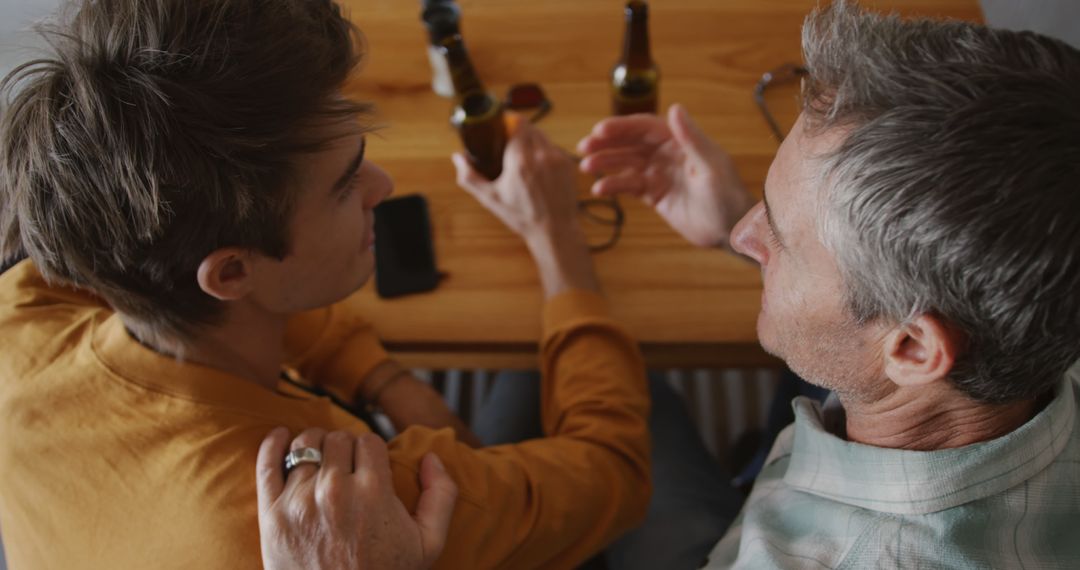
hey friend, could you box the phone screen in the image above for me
[373,194,441,298]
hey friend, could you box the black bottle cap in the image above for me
[421,0,461,45]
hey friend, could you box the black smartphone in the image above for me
[373,194,441,298]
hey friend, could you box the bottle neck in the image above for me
[441,35,485,97]
[421,1,460,46]
[620,1,652,69]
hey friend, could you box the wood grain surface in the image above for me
[335,0,982,368]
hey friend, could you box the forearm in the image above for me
[538,292,650,465]
[384,297,652,569]
[361,361,481,448]
[524,230,649,476]
[524,225,599,299]
[534,292,652,560]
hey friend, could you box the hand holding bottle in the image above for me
[454,117,598,298]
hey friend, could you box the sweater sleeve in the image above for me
[283,303,391,404]
[386,289,652,569]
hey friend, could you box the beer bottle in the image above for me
[420,0,460,97]
[442,34,507,180]
[611,0,659,115]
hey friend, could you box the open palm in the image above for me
[577,104,752,248]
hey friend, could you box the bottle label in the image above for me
[427,46,455,98]
[612,65,658,101]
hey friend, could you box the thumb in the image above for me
[668,103,715,160]
[451,152,489,195]
[415,452,458,566]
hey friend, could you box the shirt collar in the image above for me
[91,313,322,416]
[783,371,1077,515]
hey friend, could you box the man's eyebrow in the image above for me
[331,137,366,193]
[762,189,786,246]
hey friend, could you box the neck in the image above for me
[621,1,652,68]
[839,381,1043,450]
[138,301,287,391]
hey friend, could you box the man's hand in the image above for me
[256,428,458,570]
[577,104,754,248]
[454,117,598,298]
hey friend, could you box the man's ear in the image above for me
[883,313,964,388]
[196,248,256,301]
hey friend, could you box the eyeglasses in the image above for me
[504,83,551,123]
[504,82,624,252]
[578,197,624,252]
[753,63,808,143]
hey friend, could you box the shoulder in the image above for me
[0,259,108,328]
[0,260,110,380]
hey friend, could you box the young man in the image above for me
[0,0,650,568]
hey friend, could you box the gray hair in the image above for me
[802,0,1080,403]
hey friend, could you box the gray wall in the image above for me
[0,0,64,83]
[982,0,1080,47]
[1,0,1078,80]
[0,1,1078,92]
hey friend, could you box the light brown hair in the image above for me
[1,0,372,341]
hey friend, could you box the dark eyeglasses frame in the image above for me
[753,63,808,143]
[503,82,625,253]
[504,83,552,124]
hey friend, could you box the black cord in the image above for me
[278,371,390,441]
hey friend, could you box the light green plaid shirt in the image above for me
[706,364,1080,569]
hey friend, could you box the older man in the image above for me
[578,0,1080,566]
[262,0,1080,567]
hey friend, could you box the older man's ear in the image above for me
[882,314,964,389]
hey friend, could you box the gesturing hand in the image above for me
[256,428,458,570]
[577,104,753,248]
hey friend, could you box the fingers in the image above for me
[286,427,327,484]
[528,127,572,166]
[579,148,650,176]
[452,152,490,196]
[256,427,291,514]
[506,117,539,163]
[504,111,525,137]
[319,430,354,480]
[668,103,715,161]
[590,171,648,199]
[415,453,458,567]
[576,114,670,155]
[353,432,394,490]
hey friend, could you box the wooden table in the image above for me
[338,0,982,370]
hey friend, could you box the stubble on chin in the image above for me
[767,313,888,402]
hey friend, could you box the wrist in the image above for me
[359,360,410,404]
[522,221,587,253]
[523,226,599,298]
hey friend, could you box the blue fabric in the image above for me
[474,371,745,570]
[731,369,828,488]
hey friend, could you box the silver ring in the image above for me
[283,447,322,478]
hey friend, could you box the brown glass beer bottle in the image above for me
[611,0,659,115]
[442,34,507,180]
